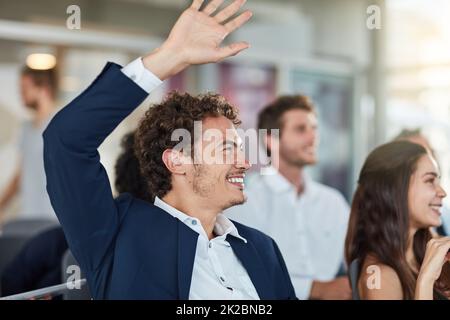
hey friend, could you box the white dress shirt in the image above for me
[121,57,163,91]
[120,58,259,300]
[225,166,350,299]
[18,117,57,220]
[154,197,260,300]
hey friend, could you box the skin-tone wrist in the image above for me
[142,46,189,81]
[309,281,323,300]
[415,274,434,300]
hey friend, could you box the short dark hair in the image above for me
[135,91,240,199]
[21,66,58,98]
[258,95,315,156]
[114,131,151,202]
[258,94,315,132]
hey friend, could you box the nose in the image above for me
[437,184,447,198]
[306,126,318,145]
[236,157,251,171]
[240,159,251,171]
[235,149,251,171]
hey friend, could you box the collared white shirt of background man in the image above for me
[225,166,350,299]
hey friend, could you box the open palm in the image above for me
[162,0,252,64]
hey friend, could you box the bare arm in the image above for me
[359,263,404,300]
[310,277,352,300]
[0,167,21,219]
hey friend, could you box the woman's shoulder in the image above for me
[358,253,404,300]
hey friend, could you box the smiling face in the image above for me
[20,75,40,111]
[408,154,447,229]
[185,116,250,211]
[279,109,318,167]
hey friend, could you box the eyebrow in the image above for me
[422,172,440,178]
[222,139,241,149]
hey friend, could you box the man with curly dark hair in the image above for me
[43,0,296,300]
[135,91,244,205]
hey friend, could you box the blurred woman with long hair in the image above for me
[345,141,450,299]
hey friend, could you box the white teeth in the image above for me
[227,177,244,184]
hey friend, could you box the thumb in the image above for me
[217,41,250,60]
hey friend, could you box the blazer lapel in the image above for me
[227,235,273,299]
[177,221,198,300]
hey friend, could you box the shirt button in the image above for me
[208,243,212,248]
[130,75,137,81]
[220,276,225,282]
[191,220,197,226]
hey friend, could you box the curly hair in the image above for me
[114,131,151,202]
[135,91,240,200]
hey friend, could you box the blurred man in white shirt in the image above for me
[0,66,57,222]
[226,95,351,299]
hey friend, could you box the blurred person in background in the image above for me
[114,131,152,202]
[394,128,450,236]
[0,66,58,224]
[1,130,147,298]
[226,95,351,300]
[346,141,450,300]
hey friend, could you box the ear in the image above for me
[263,132,279,153]
[263,133,271,153]
[263,131,280,161]
[162,149,187,175]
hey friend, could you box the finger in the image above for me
[443,240,450,250]
[214,0,246,23]
[217,41,250,60]
[224,10,252,34]
[438,237,450,246]
[191,0,205,10]
[203,0,224,15]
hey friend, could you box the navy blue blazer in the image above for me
[43,62,297,300]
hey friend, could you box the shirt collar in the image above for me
[154,196,247,243]
[214,214,247,243]
[261,166,315,197]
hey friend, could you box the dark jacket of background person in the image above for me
[1,227,67,296]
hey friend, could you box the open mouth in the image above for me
[429,203,442,215]
[226,174,245,190]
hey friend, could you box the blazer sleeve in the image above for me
[43,62,149,272]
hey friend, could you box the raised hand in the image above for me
[415,237,450,299]
[143,0,252,80]
[419,237,450,282]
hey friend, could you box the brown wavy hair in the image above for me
[345,141,450,299]
[135,91,240,200]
